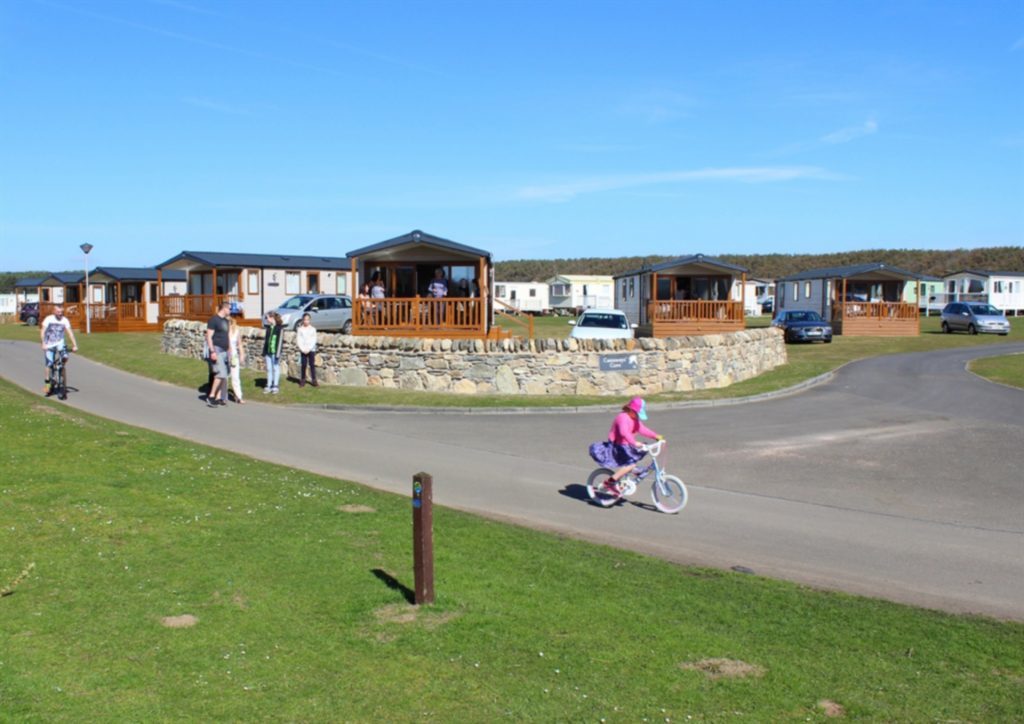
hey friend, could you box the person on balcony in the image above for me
[427,268,448,323]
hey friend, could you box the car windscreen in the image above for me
[789,311,823,322]
[279,296,314,310]
[969,304,1002,316]
[578,313,628,329]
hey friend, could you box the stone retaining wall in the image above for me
[162,320,787,396]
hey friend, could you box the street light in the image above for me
[80,243,93,334]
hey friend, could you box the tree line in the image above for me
[3,246,1021,292]
[493,246,1024,282]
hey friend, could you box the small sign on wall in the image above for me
[599,353,640,371]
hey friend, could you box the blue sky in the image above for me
[1,0,1022,271]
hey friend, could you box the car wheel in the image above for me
[968,324,978,335]
[25,315,37,326]
[824,337,832,344]
[941,321,950,334]
[342,320,352,335]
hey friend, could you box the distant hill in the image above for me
[494,247,1024,282]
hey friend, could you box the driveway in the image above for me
[2,340,1022,619]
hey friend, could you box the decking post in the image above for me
[411,472,435,605]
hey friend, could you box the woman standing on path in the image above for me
[295,313,318,387]
[262,311,283,394]
[227,317,247,404]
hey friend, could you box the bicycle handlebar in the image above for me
[637,439,666,456]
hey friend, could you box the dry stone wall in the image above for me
[162,320,786,396]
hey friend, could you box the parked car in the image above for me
[568,308,636,340]
[274,294,353,333]
[771,310,833,343]
[19,302,39,326]
[759,296,774,314]
[940,302,1010,336]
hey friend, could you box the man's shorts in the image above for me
[44,346,68,367]
[209,347,228,379]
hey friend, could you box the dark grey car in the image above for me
[274,294,353,333]
[771,310,833,343]
[940,302,1010,335]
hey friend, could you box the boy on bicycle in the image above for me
[40,303,78,394]
[589,397,663,495]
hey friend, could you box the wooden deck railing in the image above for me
[353,297,484,335]
[647,299,743,322]
[160,294,241,320]
[835,301,918,321]
[88,302,146,321]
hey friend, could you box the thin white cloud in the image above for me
[517,166,843,203]
[617,90,698,124]
[821,119,879,145]
[181,96,251,115]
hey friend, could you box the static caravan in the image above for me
[902,275,945,315]
[776,263,924,336]
[614,254,749,336]
[735,277,773,316]
[546,275,614,313]
[87,267,186,332]
[37,272,85,329]
[494,281,549,314]
[347,230,499,339]
[157,251,352,325]
[13,277,44,317]
[942,270,1024,315]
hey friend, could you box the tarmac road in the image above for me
[2,339,1022,619]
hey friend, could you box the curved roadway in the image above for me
[2,340,1022,619]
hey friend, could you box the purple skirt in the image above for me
[589,441,644,468]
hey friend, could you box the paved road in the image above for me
[2,340,1023,619]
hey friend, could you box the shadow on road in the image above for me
[558,483,591,503]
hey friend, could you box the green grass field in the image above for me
[1,378,1021,720]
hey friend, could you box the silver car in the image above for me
[274,294,353,333]
[940,302,1010,336]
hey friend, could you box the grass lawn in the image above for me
[1,317,1020,409]
[1,378,1021,720]
[969,352,1024,389]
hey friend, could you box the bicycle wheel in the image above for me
[56,365,67,400]
[585,467,620,507]
[652,474,688,514]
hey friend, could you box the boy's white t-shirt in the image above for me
[41,315,72,349]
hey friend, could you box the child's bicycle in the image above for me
[585,440,688,514]
[47,349,70,400]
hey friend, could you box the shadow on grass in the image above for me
[372,568,415,604]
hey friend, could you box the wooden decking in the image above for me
[644,300,744,336]
[352,297,490,338]
[832,301,919,336]
[88,303,160,333]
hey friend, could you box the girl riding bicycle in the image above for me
[589,397,663,495]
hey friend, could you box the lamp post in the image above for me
[80,243,93,334]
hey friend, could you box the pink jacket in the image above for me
[608,411,658,447]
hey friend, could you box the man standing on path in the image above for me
[204,301,231,408]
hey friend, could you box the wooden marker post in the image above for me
[412,472,435,605]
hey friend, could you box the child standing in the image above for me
[262,311,284,394]
[589,397,662,495]
[295,313,318,387]
[227,317,247,404]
